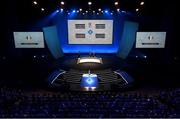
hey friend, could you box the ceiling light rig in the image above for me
[31,1,134,15]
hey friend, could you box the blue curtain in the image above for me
[117,21,139,59]
[43,26,64,59]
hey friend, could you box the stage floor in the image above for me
[0,53,179,89]
[51,54,135,71]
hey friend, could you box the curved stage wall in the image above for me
[43,26,64,59]
[43,13,139,57]
[50,13,138,53]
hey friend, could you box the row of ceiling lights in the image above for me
[33,1,145,13]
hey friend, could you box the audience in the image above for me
[0,87,179,118]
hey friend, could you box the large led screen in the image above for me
[68,20,113,44]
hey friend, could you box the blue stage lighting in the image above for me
[81,74,98,87]
[60,8,63,12]
[122,11,126,13]
[86,78,94,85]
[105,10,108,13]
[56,10,59,13]
[72,10,76,13]
[144,55,147,58]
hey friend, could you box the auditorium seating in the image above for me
[0,87,179,118]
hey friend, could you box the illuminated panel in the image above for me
[77,57,103,64]
[13,32,44,48]
[81,74,98,88]
[68,20,113,44]
[136,32,166,48]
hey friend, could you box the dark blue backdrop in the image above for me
[52,12,125,53]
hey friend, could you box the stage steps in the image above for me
[61,69,123,84]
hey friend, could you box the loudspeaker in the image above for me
[117,21,139,59]
[43,26,64,59]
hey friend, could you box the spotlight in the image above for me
[68,12,70,15]
[41,8,45,11]
[98,8,101,11]
[56,10,60,13]
[79,8,82,11]
[111,12,113,15]
[136,56,138,58]
[33,1,37,5]
[61,1,65,5]
[105,10,108,13]
[117,8,120,12]
[144,56,147,58]
[86,11,88,13]
[83,13,85,15]
[136,8,139,12]
[97,13,99,15]
[33,55,36,58]
[114,2,118,5]
[122,11,126,13]
[140,1,144,5]
[88,2,92,5]
[77,10,79,13]
[93,11,95,13]
[60,8,64,12]
[72,10,76,13]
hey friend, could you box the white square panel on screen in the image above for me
[13,32,45,48]
[68,20,113,44]
[136,32,166,48]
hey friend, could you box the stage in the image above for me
[50,54,134,71]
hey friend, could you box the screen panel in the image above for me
[13,32,44,48]
[136,32,166,48]
[68,20,113,44]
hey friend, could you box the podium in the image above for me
[77,57,103,64]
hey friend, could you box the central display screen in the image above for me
[68,20,113,44]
